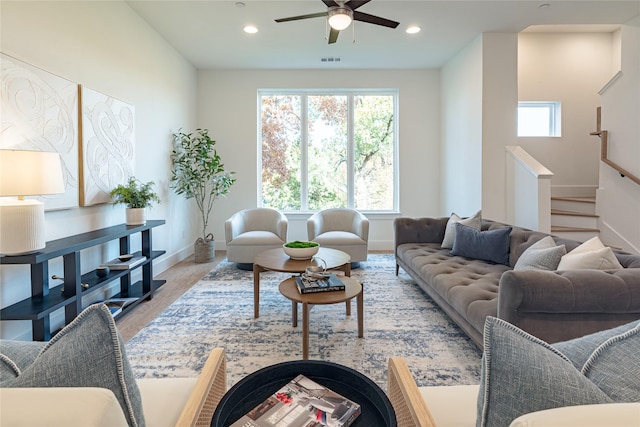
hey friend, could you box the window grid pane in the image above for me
[259,91,398,212]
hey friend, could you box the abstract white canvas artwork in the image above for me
[80,86,135,206]
[0,53,79,210]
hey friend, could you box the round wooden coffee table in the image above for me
[279,276,363,360]
[252,247,351,318]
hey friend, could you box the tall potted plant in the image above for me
[109,177,160,225]
[170,128,236,263]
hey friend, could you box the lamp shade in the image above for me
[0,150,65,196]
[0,150,65,255]
[328,7,353,31]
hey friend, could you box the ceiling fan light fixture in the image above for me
[327,7,353,31]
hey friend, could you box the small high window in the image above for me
[518,101,561,137]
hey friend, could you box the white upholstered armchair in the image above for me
[225,208,288,269]
[307,208,369,267]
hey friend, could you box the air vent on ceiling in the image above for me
[321,57,342,63]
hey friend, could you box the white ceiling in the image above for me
[126,1,640,69]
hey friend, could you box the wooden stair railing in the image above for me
[591,107,640,186]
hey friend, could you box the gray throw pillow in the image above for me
[552,320,640,369]
[2,304,145,427]
[450,223,511,265]
[441,210,481,249]
[0,340,46,382]
[513,236,566,271]
[477,317,640,427]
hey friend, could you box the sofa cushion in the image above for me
[0,340,46,382]
[513,236,566,271]
[441,210,481,249]
[2,304,145,427]
[451,224,511,266]
[558,236,623,270]
[477,317,616,427]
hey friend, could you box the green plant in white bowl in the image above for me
[109,177,160,225]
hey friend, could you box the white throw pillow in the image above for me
[557,237,623,271]
[441,210,481,249]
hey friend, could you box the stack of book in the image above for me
[295,274,345,294]
[231,374,361,427]
[103,255,146,270]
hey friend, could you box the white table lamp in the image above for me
[0,150,65,255]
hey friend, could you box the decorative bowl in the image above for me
[118,254,133,262]
[283,241,319,260]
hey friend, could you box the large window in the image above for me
[259,91,397,212]
[518,101,561,137]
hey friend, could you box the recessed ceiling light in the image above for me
[244,25,258,34]
[406,26,421,34]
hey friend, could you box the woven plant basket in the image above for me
[194,233,215,263]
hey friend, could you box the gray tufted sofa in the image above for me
[394,217,640,349]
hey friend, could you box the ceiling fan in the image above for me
[275,0,400,44]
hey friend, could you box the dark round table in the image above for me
[211,360,397,426]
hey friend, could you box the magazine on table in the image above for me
[103,256,147,270]
[295,274,345,294]
[231,374,361,427]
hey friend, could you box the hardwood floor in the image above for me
[117,252,226,342]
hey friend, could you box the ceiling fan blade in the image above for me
[322,0,340,7]
[353,10,399,28]
[345,0,372,10]
[328,27,340,44]
[275,11,328,23]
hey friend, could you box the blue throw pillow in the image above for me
[450,223,511,265]
[477,317,640,427]
[2,304,145,427]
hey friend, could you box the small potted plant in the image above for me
[109,177,160,225]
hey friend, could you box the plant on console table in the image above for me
[170,128,236,263]
[109,177,160,226]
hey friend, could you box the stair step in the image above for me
[551,196,595,204]
[551,209,599,229]
[550,198,596,215]
[551,226,600,243]
[552,226,600,233]
[551,209,598,218]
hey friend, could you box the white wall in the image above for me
[0,1,198,339]
[597,20,640,253]
[440,36,483,218]
[197,69,441,250]
[481,33,518,222]
[517,32,615,193]
[440,33,518,222]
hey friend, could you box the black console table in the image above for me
[0,220,166,341]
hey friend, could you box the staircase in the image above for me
[550,196,599,242]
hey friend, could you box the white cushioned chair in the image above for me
[307,208,369,268]
[0,304,227,427]
[387,360,639,427]
[0,348,226,427]
[387,317,640,427]
[225,207,288,270]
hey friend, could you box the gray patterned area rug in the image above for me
[126,254,481,391]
